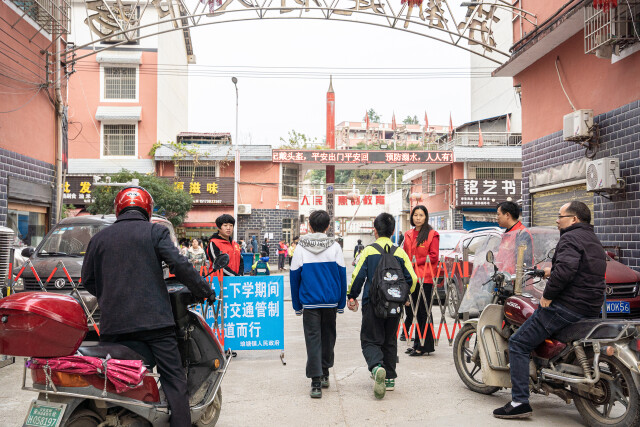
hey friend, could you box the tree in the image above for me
[403,115,419,125]
[364,109,381,123]
[86,170,193,228]
[279,130,318,149]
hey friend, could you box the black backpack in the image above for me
[369,243,410,319]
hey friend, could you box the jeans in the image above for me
[508,302,584,404]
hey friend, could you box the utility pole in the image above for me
[232,77,239,242]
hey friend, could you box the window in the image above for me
[469,162,521,180]
[425,170,436,194]
[177,162,217,178]
[104,67,136,99]
[282,165,299,198]
[282,218,293,244]
[103,124,136,156]
[7,205,47,247]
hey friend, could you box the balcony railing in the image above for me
[438,132,522,150]
[338,139,441,151]
[10,0,70,34]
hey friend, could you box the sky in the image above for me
[186,13,494,146]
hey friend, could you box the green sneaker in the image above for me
[321,375,330,389]
[310,378,322,398]
[385,378,395,391]
[372,365,386,399]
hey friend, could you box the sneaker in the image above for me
[399,332,406,341]
[310,378,322,399]
[493,402,532,419]
[371,365,386,399]
[321,375,330,389]
[385,378,395,391]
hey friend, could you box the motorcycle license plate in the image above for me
[23,400,66,427]
[606,301,630,314]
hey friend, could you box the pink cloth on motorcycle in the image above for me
[27,356,147,393]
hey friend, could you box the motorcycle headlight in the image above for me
[13,277,24,291]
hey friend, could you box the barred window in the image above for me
[282,165,299,198]
[469,162,521,180]
[104,67,136,99]
[426,170,436,194]
[177,162,217,178]
[103,124,135,156]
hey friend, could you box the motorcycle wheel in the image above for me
[572,355,640,427]
[66,408,102,427]
[453,323,500,395]
[196,388,222,427]
[447,279,460,318]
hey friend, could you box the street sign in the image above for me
[455,179,522,207]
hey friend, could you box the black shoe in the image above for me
[310,378,322,398]
[321,375,330,388]
[493,402,532,419]
[399,333,406,341]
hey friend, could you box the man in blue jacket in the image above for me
[290,210,347,399]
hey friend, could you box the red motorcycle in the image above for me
[453,249,640,427]
[0,256,231,426]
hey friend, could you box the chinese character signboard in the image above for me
[203,276,284,351]
[272,150,453,165]
[169,177,234,205]
[455,179,521,207]
[62,176,97,205]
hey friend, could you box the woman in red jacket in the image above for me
[403,205,439,356]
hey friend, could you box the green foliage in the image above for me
[279,130,318,149]
[403,115,419,125]
[364,109,381,123]
[307,169,326,184]
[335,169,403,186]
[85,170,193,228]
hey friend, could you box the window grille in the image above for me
[104,67,136,99]
[103,124,135,156]
[177,162,217,178]
[469,162,521,180]
[425,170,436,194]
[282,165,299,198]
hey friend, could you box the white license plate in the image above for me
[23,400,66,427]
[606,301,631,314]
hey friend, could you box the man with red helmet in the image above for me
[206,214,243,277]
[82,186,215,427]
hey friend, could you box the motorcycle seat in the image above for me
[77,342,156,368]
[553,319,633,343]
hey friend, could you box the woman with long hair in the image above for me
[403,205,439,356]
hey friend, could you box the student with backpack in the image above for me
[290,210,347,399]
[347,213,417,399]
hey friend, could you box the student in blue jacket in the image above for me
[290,210,347,399]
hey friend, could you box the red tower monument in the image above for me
[326,76,335,236]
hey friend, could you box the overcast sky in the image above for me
[186,15,489,146]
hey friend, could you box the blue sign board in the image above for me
[200,276,284,351]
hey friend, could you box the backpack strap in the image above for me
[371,243,398,256]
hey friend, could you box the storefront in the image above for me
[6,177,52,248]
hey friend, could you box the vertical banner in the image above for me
[202,276,284,351]
[326,183,335,237]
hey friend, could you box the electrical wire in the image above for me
[554,56,576,111]
[625,0,640,41]
[0,86,44,114]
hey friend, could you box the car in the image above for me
[442,227,640,318]
[430,230,467,301]
[12,214,179,336]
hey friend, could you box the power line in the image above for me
[0,86,44,114]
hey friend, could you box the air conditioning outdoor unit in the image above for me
[237,204,252,215]
[563,109,594,141]
[586,157,622,191]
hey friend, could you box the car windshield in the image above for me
[439,232,466,251]
[38,224,108,256]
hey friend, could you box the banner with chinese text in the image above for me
[272,150,453,165]
[455,179,522,207]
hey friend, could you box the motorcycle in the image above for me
[453,229,640,427]
[0,254,231,426]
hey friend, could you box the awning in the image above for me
[95,106,141,123]
[96,50,142,64]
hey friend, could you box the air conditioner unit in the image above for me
[237,204,252,215]
[586,157,621,191]
[563,109,593,141]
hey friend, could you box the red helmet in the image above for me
[114,186,154,220]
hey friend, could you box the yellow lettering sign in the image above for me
[79,182,91,194]
[189,182,201,194]
[174,181,184,191]
[64,182,70,193]
[207,183,219,195]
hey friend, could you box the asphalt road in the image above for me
[0,262,587,426]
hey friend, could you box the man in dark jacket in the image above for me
[82,186,215,427]
[207,214,243,276]
[493,201,606,420]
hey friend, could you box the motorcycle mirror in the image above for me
[546,248,556,260]
[485,250,495,264]
[213,253,230,271]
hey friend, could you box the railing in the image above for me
[10,0,70,34]
[438,132,522,150]
[338,139,442,151]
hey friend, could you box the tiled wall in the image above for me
[237,209,299,259]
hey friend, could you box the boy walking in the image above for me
[290,210,347,398]
[347,213,417,399]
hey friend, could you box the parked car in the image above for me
[443,227,640,318]
[12,214,179,336]
[431,230,467,301]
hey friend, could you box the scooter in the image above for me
[0,255,231,426]
[453,249,640,427]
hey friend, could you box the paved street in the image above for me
[0,260,587,426]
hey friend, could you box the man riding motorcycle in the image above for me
[493,201,606,419]
[82,186,216,427]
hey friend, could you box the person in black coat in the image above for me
[493,201,606,420]
[82,187,215,427]
[262,237,270,257]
